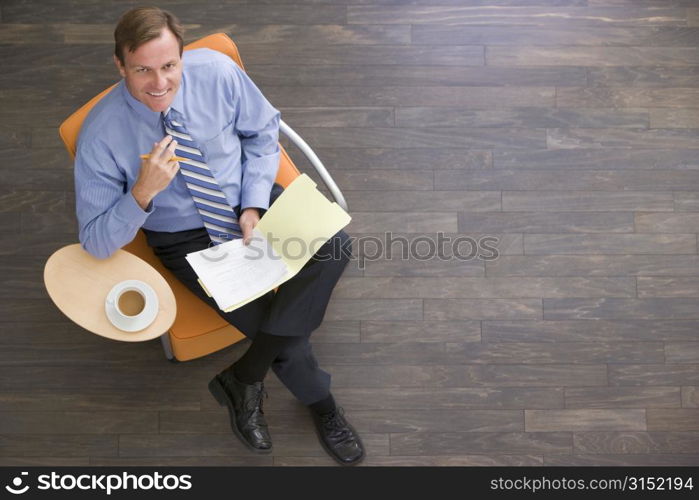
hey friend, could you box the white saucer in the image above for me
[104,280,159,332]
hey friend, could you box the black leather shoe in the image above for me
[208,369,272,453]
[311,407,365,465]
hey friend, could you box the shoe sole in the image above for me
[208,376,273,454]
[311,417,365,466]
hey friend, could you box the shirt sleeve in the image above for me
[74,138,154,259]
[229,62,281,211]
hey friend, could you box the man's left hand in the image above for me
[239,207,260,245]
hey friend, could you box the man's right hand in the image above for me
[132,135,180,210]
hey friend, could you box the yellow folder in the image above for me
[187,174,351,312]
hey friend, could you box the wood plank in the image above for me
[294,148,492,170]
[395,107,648,128]
[274,455,543,466]
[307,321,360,344]
[334,277,635,299]
[329,387,563,410]
[545,453,699,465]
[457,212,635,233]
[343,191,500,212]
[277,107,393,128]
[0,434,117,457]
[324,299,424,321]
[437,169,699,191]
[503,191,674,212]
[0,322,94,344]
[494,149,699,169]
[650,108,699,128]
[362,253,485,277]
[413,25,699,46]
[639,277,699,298]
[242,44,484,66]
[91,456,273,466]
[118,433,389,457]
[162,409,524,434]
[675,192,699,212]
[346,232,522,258]
[2,2,347,24]
[257,67,575,88]
[0,189,68,213]
[0,124,30,149]
[609,364,699,386]
[544,298,699,320]
[0,457,90,466]
[682,387,699,408]
[557,88,699,108]
[348,6,686,26]
[574,431,699,454]
[647,409,699,430]
[0,411,158,434]
[487,255,699,277]
[637,212,699,232]
[0,389,201,412]
[484,320,699,342]
[0,343,166,367]
[389,432,572,456]
[565,387,681,409]
[347,213,457,233]
[313,364,607,388]
[446,342,664,364]
[526,410,646,431]
[0,256,62,299]
[490,47,699,66]
[295,126,546,149]
[689,8,699,27]
[424,298,542,320]
[263,86,566,107]
[587,66,699,87]
[524,234,697,255]
[0,361,241,391]
[548,128,699,149]
[360,320,481,343]
[214,24,411,46]
[666,343,699,363]
[21,212,77,235]
[313,170,434,191]
[312,341,447,365]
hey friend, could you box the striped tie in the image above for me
[162,110,243,245]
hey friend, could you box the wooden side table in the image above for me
[44,244,177,343]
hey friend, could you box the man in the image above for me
[74,6,364,465]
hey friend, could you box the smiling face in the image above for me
[114,27,182,113]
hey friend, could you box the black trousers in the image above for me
[143,183,352,405]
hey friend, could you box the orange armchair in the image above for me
[59,33,347,361]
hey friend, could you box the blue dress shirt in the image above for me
[75,48,281,259]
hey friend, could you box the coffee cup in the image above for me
[105,279,159,332]
[116,288,146,317]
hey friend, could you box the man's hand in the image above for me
[239,207,260,245]
[132,135,180,210]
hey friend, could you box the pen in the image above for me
[140,154,187,162]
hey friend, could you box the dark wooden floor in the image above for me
[2,0,699,466]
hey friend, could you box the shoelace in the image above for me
[320,407,354,441]
[246,386,268,415]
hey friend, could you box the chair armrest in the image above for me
[279,119,349,212]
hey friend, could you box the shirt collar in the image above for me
[120,72,187,126]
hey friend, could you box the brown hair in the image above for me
[114,6,184,65]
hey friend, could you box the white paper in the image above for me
[185,228,288,311]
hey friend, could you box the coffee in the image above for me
[117,289,146,317]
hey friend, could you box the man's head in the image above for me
[113,7,184,113]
